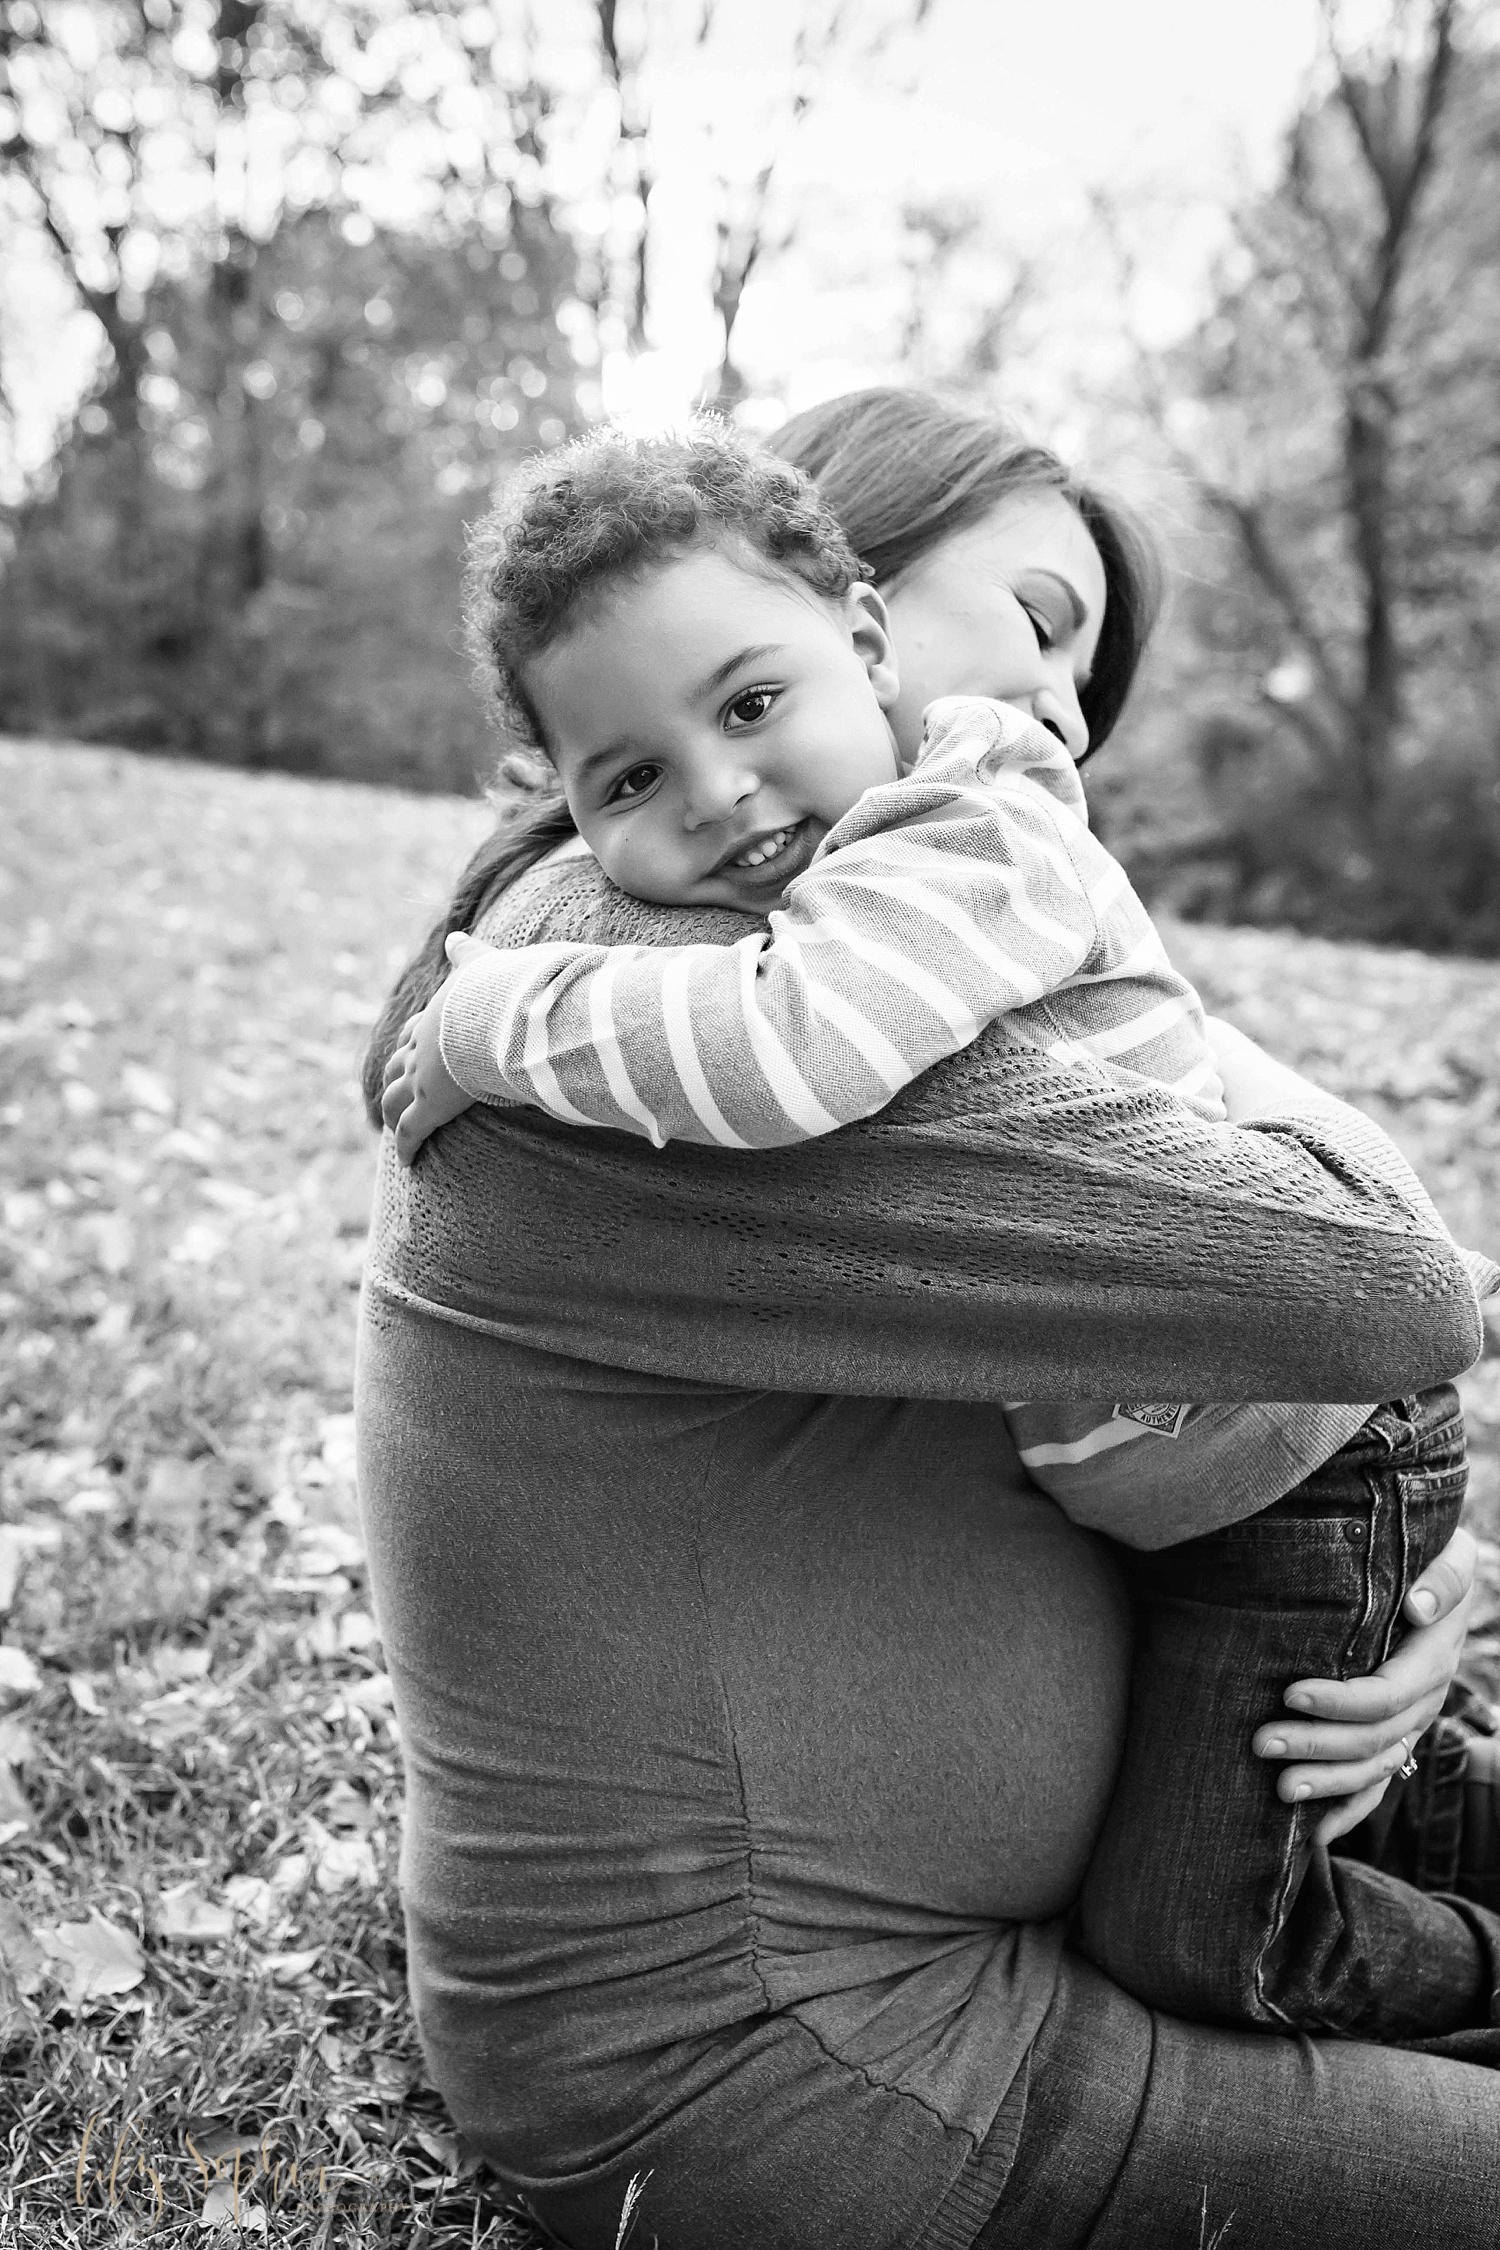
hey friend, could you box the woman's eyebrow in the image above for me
[1019,569,1088,632]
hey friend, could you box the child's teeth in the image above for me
[737,827,792,867]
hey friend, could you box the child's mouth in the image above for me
[730,824,801,870]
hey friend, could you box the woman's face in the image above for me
[880,489,1107,765]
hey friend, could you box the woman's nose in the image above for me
[680,752,759,829]
[1031,682,1090,763]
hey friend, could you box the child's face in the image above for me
[524,545,901,913]
[880,490,1107,764]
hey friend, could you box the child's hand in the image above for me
[381,987,474,1164]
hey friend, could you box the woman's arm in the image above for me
[403,703,1202,1158]
[369,1005,1491,1407]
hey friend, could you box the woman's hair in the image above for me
[361,421,861,1121]
[770,387,1164,757]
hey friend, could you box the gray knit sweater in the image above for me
[369,848,1493,1407]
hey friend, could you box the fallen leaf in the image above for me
[295,1524,364,1575]
[67,1674,102,1715]
[0,1718,34,1765]
[63,1486,119,1520]
[260,1948,320,1983]
[138,1457,209,1531]
[190,2122,266,2162]
[155,1885,234,1943]
[0,1648,41,1703]
[0,1764,32,1840]
[344,1673,394,1714]
[80,1211,134,1275]
[0,1529,22,1615]
[338,1608,379,1652]
[223,1876,275,1929]
[122,1063,174,1116]
[319,1782,373,1834]
[307,1823,377,1894]
[151,1644,213,1685]
[200,2180,267,2232]
[0,1900,44,1994]
[412,2126,459,2172]
[36,1911,146,2007]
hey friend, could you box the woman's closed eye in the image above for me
[724,685,779,730]
[1020,603,1056,654]
[609,762,662,802]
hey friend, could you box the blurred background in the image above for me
[2,0,1498,952]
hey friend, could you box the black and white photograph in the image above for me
[2,1,1499,2242]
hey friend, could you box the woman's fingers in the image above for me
[1253,1686,1445,1770]
[1311,1777,1395,1848]
[1272,1729,1425,1805]
[1403,1524,1477,1625]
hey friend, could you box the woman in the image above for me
[357,390,1495,2250]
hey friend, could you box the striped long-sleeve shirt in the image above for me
[436,695,1394,1538]
[439,696,1226,1147]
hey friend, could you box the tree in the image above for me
[0,0,588,784]
[1131,0,1500,949]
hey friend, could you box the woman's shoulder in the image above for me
[477,842,762,950]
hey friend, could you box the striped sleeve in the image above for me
[1001,1399,1378,1547]
[437,700,1119,1147]
[437,698,1227,1146]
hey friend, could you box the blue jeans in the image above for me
[1075,1385,1500,2037]
[972,1948,1500,2250]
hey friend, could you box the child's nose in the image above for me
[680,756,760,829]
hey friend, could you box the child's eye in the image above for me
[610,763,661,801]
[1022,606,1056,654]
[725,686,778,729]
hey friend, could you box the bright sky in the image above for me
[1,0,1327,484]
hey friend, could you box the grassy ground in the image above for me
[1,739,1497,2246]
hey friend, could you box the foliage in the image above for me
[0,0,597,789]
[1123,0,1500,951]
[0,739,1498,2247]
[0,209,583,787]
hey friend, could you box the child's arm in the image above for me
[396,698,1218,1159]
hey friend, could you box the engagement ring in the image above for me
[1398,1737,1419,1780]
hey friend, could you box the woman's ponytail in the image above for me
[360,790,577,1125]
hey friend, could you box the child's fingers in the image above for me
[381,1073,414,1131]
[395,1101,433,1167]
[383,1036,416,1088]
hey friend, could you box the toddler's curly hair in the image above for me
[463,418,866,749]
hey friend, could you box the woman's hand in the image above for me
[381,987,474,1163]
[1253,1525,1477,1845]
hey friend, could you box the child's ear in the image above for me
[844,583,900,710]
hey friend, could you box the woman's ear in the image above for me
[844,582,900,711]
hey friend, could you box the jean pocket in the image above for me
[1138,1513,1370,1614]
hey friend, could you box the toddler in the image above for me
[383,423,1497,2038]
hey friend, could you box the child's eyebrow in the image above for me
[690,642,784,702]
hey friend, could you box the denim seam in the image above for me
[1255,1474,1384,2027]
[691,1420,773,2017]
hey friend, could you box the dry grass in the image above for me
[0,740,1496,2246]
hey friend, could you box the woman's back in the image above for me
[358,1254,1131,2247]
